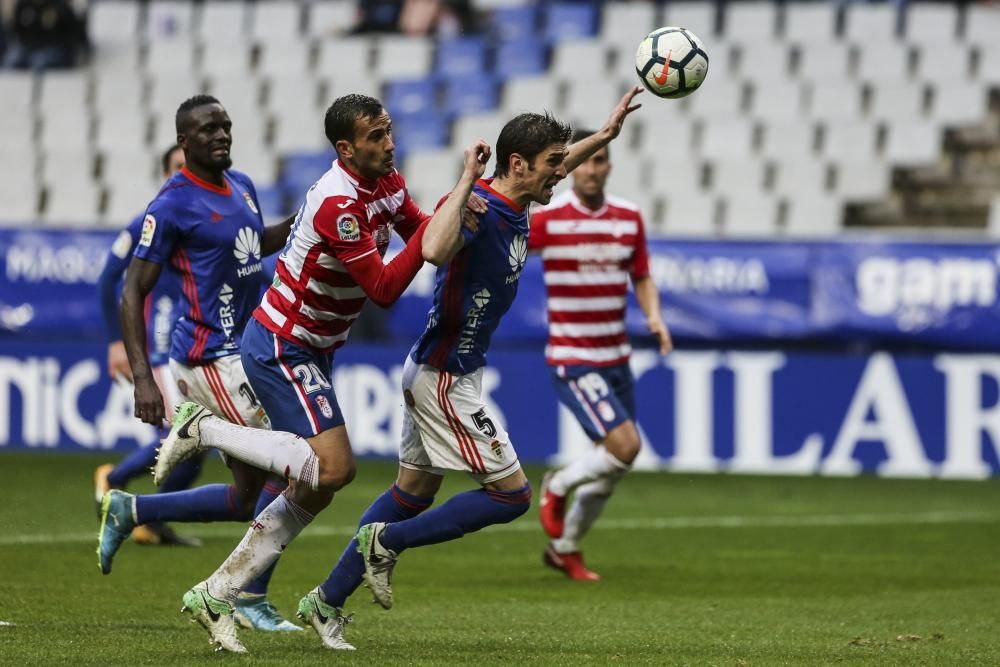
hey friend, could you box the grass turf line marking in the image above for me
[3,510,998,546]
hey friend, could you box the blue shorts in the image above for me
[241,317,345,436]
[551,363,636,442]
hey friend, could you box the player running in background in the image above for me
[152,93,489,653]
[93,143,203,547]
[96,95,300,632]
[289,88,643,649]
[530,129,672,581]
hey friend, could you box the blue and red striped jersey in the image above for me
[410,178,530,375]
[133,166,266,365]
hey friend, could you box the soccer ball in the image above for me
[634,27,709,99]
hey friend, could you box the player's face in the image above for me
[349,111,395,180]
[180,104,233,171]
[525,144,568,205]
[572,146,610,200]
[163,148,185,177]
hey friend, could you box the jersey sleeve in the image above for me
[630,211,651,280]
[97,221,140,341]
[132,198,181,266]
[527,208,549,252]
[313,195,379,264]
[434,192,485,248]
[393,187,431,242]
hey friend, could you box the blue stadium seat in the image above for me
[254,185,289,218]
[544,2,598,42]
[384,78,438,117]
[435,37,488,78]
[443,75,499,116]
[493,40,548,80]
[280,150,335,199]
[391,112,450,156]
[490,5,539,42]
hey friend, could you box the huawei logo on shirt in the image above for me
[234,227,262,278]
[506,234,527,285]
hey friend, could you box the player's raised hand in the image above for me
[134,375,166,426]
[107,341,134,382]
[602,86,644,141]
[463,139,491,180]
[649,317,673,356]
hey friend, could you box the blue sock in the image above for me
[134,484,249,524]
[243,479,290,596]
[107,443,159,488]
[318,484,433,608]
[379,484,531,553]
[158,454,204,493]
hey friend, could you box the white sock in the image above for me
[548,445,629,497]
[552,472,623,554]
[206,493,314,604]
[200,416,321,490]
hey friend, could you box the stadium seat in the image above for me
[280,151,336,198]
[0,72,35,114]
[253,185,289,221]
[720,191,780,237]
[685,79,746,120]
[502,76,559,115]
[771,158,829,199]
[604,156,650,206]
[145,39,197,75]
[38,73,89,117]
[92,71,144,115]
[883,121,941,166]
[257,41,313,77]
[403,149,463,207]
[89,0,142,46]
[489,5,539,42]
[989,194,1000,237]
[199,39,253,77]
[94,113,148,154]
[90,43,142,76]
[831,159,891,201]
[866,80,926,122]
[315,38,374,79]
[435,38,488,78]
[759,121,818,161]
[42,172,102,227]
[0,171,40,225]
[641,153,704,197]
[549,40,609,80]
[913,43,971,84]
[391,113,450,156]
[782,192,842,237]
[709,158,768,200]
[149,109,184,150]
[372,36,434,81]
[251,1,303,42]
[147,73,210,117]
[821,120,880,161]
[101,150,160,195]
[963,5,1000,47]
[748,80,804,122]
[384,78,438,117]
[793,42,852,82]
[39,107,91,152]
[271,105,328,153]
[855,43,912,83]
[601,1,658,63]
[321,70,385,100]
[730,41,790,80]
[721,2,778,43]
[146,0,196,41]
[543,3,598,42]
[264,74,320,113]
[806,81,864,122]
[783,2,838,42]
[975,45,1000,84]
[493,39,548,79]
[927,81,988,126]
[660,191,718,237]
[198,1,249,42]
[843,4,899,43]
[697,119,756,160]
[562,79,624,129]
[442,75,499,116]
[308,0,356,37]
[904,3,960,44]
[450,111,506,166]
[210,77,265,120]
[663,2,717,38]
[0,115,35,158]
[104,180,159,226]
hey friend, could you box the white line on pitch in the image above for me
[1,510,997,546]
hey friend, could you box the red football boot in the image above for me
[543,544,601,581]
[539,472,566,538]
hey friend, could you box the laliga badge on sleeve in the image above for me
[139,215,156,247]
[337,213,360,241]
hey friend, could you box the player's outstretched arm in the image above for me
[97,246,134,381]
[634,275,673,356]
[563,86,644,173]
[421,139,491,265]
[120,257,166,425]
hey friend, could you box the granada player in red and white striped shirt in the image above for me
[530,128,672,581]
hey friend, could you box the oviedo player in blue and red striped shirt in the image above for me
[97,95,302,633]
[152,94,490,653]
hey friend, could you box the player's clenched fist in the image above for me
[464,139,491,181]
[134,375,166,426]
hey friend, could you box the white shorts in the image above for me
[399,356,520,484]
[169,355,271,429]
[152,364,182,416]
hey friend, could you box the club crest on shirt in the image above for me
[316,395,334,418]
[139,214,156,247]
[337,213,360,241]
[243,192,259,214]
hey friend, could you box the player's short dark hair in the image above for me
[324,94,385,147]
[160,143,181,173]
[175,94,222,134]
[493,112,572,178]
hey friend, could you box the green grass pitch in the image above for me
[0,451,998,665]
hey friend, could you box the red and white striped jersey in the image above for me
[528,189,650,367]
[255,159,428,352]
